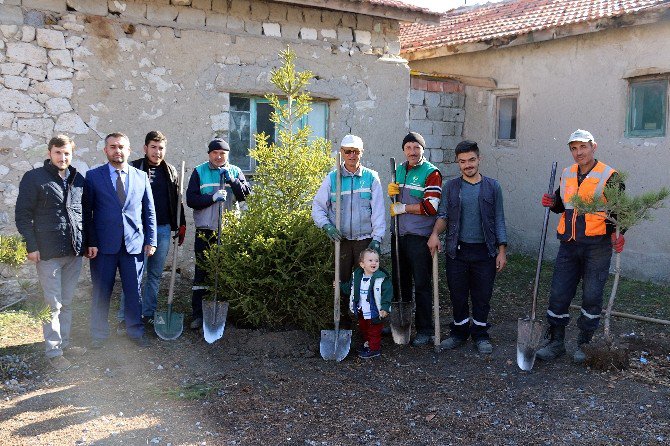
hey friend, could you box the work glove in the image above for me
[221,168,232,184]
[541,193,555,207]
[212,189,227,202]
[611,233,625,253]
[176,225,186,246]
[390,202,406,217]
[323,223,342,242]
[368,240,381,254]
[387,182,400,197]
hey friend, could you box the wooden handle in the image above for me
[333,153,342,328]
[432,252,440,351]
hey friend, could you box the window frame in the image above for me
[494,92,519,147]
[228,94,329,173]
[625,76,668,138]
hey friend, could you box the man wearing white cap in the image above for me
[312,134,386,326]
[537,129,625,363]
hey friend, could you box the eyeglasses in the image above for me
[342,149,362,155]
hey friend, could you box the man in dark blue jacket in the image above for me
[15,135,87,371]
[428,140,508,354]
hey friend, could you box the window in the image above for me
[627,78,667,137]
[496,95,518,143]
[228,95,329,171]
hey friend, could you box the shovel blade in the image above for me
[154,308,184,341]
[202,300,229,344]
[389,301,413,345]
[516,317,545,371]
[320,329,352,362]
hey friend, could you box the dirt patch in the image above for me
[1,270,669,445]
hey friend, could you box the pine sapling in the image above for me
[571,172,669,345]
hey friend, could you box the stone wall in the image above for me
[0,0,410,250]
[408,77,465,178]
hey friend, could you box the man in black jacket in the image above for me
[15,134,87,371]
[116,131,186,333]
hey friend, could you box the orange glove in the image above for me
[177,225,186,246]
[611,233,625,253]
[541,193,555,207]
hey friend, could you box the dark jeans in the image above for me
[547,240,612,332]
[192,228,215,319]
[340,238,372,283]
[391,233,433,335]
[445,242,496,341]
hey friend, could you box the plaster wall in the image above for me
[0,0,411,254]
[409,21,670,283]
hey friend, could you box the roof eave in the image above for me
[403,3,670,61]
[271,0,442,24]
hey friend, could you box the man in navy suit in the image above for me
[84,132,157,348]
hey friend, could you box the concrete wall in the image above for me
[409,21,670,283]
[0,0,410,253]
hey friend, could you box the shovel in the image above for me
[320,153,352,361]
[389,157,412,345]
[202,171,229,344]
[154,161,186,341]
[517,161,557,371]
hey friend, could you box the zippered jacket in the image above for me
[312,164,385,242]
[15,160,86,260]
[131,157,186,231]
[186,161,251,230]
[394,158,442,237]
[340,267,392,323]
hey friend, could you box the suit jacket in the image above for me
[84,163,157,255]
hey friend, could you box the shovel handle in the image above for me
[166,161,185,306]
[531,161,558,319]
[333,153,342,328]
[432,252,440,352]
[389,157,403,303]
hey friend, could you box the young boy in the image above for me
[340,248,392,358]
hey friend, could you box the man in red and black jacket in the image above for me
[387,132,443,346]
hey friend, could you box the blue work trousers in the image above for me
[547,240,613,332]
[445,242,496,341]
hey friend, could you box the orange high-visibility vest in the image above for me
[557,161,616,240]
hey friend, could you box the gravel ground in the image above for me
[1,277,669,445]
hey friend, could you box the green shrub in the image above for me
[203,48,334,332]
[0,234,27,268]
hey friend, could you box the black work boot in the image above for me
[573,330,595,363]
[536,325,566,361]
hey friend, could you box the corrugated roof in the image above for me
[400,0,670,53]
